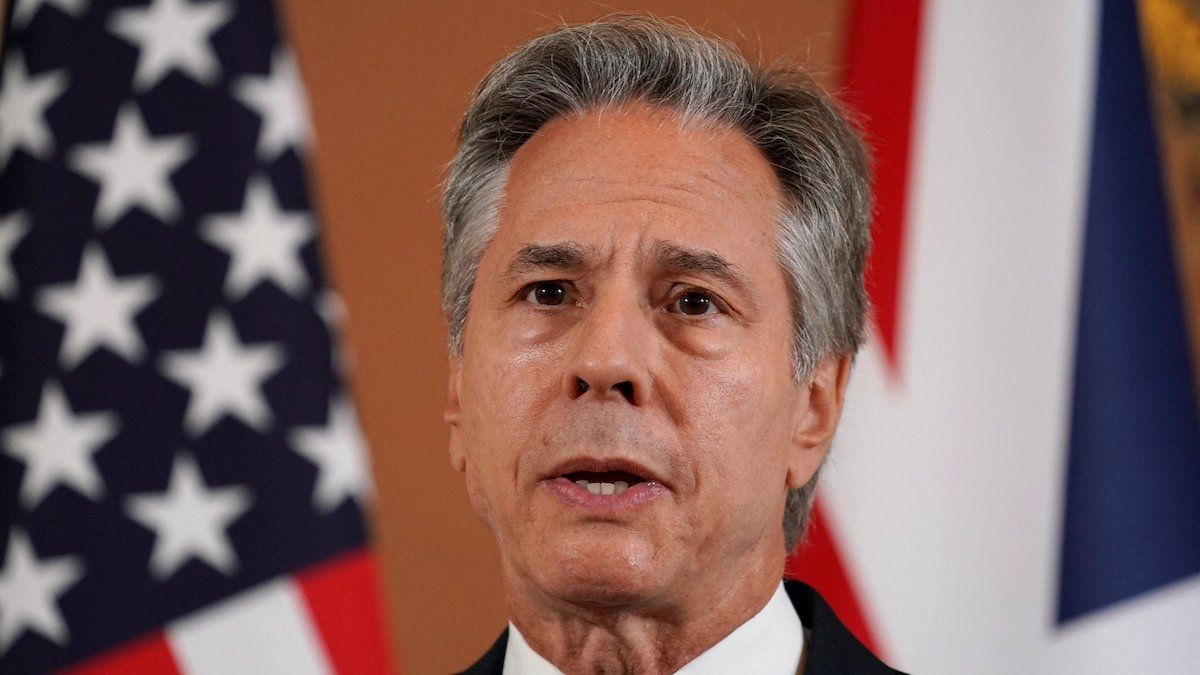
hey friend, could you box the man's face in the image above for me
[446,105,839,610]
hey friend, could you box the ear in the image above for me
[785,354,853,489]
[444,356,467,473]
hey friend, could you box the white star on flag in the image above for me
[36,244,160,369]
[291,396,372,512]
[1,382,118,509]
[10,0,87,30]
[108,0,233,92]
[68,104,194,228]
[0,529,84,653]
[201,176,313,300]
[159,311,285,436]
[315,288,346,330]
[0,211,30,301]
[124,453,253,580]
[233,47,311,160]
[316,289,354,376]
[0,53,68,169]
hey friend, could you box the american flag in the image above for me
[0,0,392,672]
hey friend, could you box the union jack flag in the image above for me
[790,1,1200,672]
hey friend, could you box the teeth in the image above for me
[574,480,633,496]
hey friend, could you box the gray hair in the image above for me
[441,15,871,551]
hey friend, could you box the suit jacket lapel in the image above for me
[784,580,902,674]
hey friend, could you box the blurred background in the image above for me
[1,0,1197,673]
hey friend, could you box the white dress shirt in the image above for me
[502,582,804,674]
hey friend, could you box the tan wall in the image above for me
[278,2,849,672]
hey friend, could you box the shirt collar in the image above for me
[502,582,804,675]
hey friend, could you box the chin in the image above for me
[532,529,673,607]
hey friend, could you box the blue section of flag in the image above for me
[0,0,370,670]
[1057,0,1200,624]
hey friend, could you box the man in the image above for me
[440,15,902,674]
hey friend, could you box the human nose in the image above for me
[562,292,653,406]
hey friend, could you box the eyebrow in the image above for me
[502,242,598,282]
[650,241,756,300]
[500,239,758,307]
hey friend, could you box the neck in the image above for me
[505,550,784,674]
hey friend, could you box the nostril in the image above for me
[613,381,634,402]
[575,378,590,396]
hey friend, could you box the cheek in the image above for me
[459,342,563,480]
[680,353,794,442]
[472,348,562,429]
[672,354,796,502]
[462,465,496,529]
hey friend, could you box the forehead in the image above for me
[492,104,787,264]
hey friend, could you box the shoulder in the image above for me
[785,580,908,675]
[457,628,508,675]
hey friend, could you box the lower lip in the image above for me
[542,477,668,511]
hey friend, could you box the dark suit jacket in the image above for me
[459,580,905,674]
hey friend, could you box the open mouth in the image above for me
[562,470,647,496]
[543,458,667,508]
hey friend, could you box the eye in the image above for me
[671,290,720,316]
[523,281,569,306]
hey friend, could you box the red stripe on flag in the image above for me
[841,0,925,374]
[64,632,180,675]
[297,548,397,675]
[786,503,879,653]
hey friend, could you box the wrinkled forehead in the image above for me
[487,104,788,274]
[506,104,783,211]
